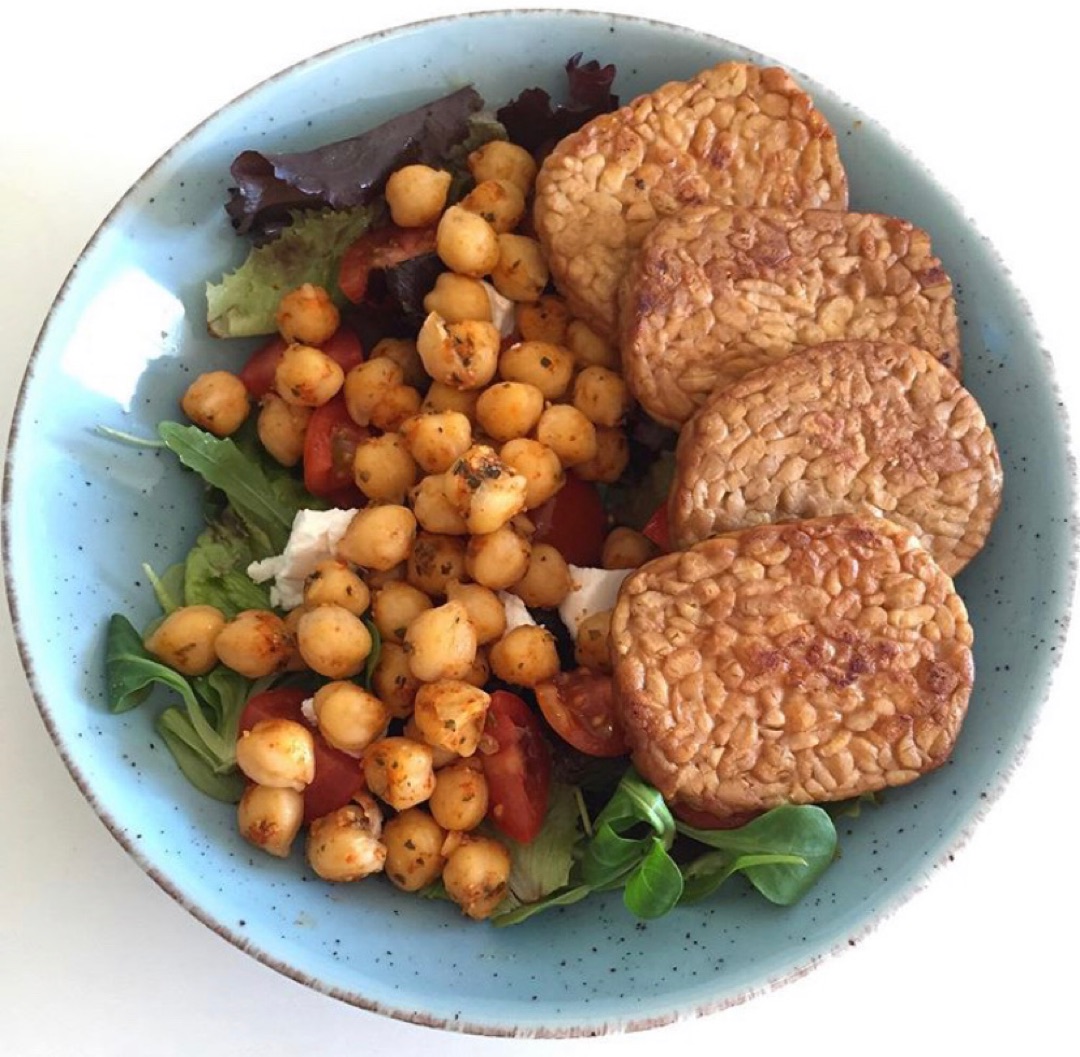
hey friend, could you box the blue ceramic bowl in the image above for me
[3,9,1073,1037]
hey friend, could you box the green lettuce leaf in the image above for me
[206,205,377,337]
[183,516,273,618]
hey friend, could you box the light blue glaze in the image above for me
[3,10,1073,1037]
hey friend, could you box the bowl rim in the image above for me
[3,6,1078,1038]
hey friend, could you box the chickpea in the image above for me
[403,599,477,682]
[403,714,459,767]
[181,371,250,437]
[409,473,469,535]
[407,532,468,598]
[565,318,619,370]
[459,178,526,234]
[370,337,427,389]
[312,681,389,756]
[465,524,532,591]
[511,543,573,609]
[417,312,500,390]
[421,380,480,420]
[535,403,598,467]
[371,581,432,644]
[144,604,225,676]
[215,609,292,678]
[385,164,452,228]
[363,736,436,810]
[295,604,373,679]
[281,605,310,671]
[364,562,406,590]
[491,234,549,303]
[236,718,315,791]
[575,609,613,673]
[517,295,570,344]
[383,808,447,892]
[499,438,565,510]
[412,680,491,757]
[274,343,345,407]
[573,365,632,427]
[306,803,387,882]
[573,426,630,483]
[498,341,574,400]
[489,624,560,687]
[257,392,311,467]
[303,559,371,616]
[459,645,491,689]
[435,205,500,277]
[475,381,544,442]
[446,580,506,644]
[371,642,421,719]
[336,504,417,570]
[372,384,423,433]
[399,410,473,474]
[468,140,538,194]
[429,759,489,832]
[442,835,512,919]
[601,526,659,570]
[423,272,493,324]
[343,357,404,426]
[443,445,528,535]
[237,784,305,858]
[275,283,340,345]
[352,432,418,503]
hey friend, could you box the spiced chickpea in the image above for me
[369,384,423,433]
[403,599,478,682]
[475,381,544,442]
[275,283,340,345]
[371,642,421,719]
[144,604,226,677]
[428,759,489,832]
[572,426,630,483]
[236,719,315,791]
[498,341,574,400]
[535,404,598,467]
[573,365,632,427]
[417,313,500,390]
[403,714,458,768]
[343,357,403,426]
[371,581,433,644]
[491,234,549,302]
[257,392,311,467]
[442,835,512,919]
[468,140,538,194]
[601,526,659,570]
[399,410,473,474]
[181,371,251,437]
[363,736,436,810]
[421,380,480,420]
[510,543,573,609]
[407,532,468,598]
[295,604,373,679]
[459,178,526,233]
[445,580,506,645]
[517,295,570,344]
[312,680,389,756]
[274,343,344,407]
[423,272,493,324]
[385,164,452,228]
[215,610,292,678]
[499,438,565,509]
[464,524,531,591]
[336,504,417,571]
[370,337,427,389]
[237,784,304,858]
[383,808,447,892]
[306,803,386,882]
[303,559,371,616]
[352,432,418,503]
[489,624,560,687]
[409,473,469,535]
[575,609,614,673]
[435,205,500,277]
[565,318,619,370]
[412,679,491,757]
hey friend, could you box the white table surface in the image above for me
[3,3,1077,1054]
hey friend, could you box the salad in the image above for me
[105,56,838,924]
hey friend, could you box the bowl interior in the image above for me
[3,9,1073,1037]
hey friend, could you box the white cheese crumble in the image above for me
[497,591,537,631]
[481,281,516,337]
[300,696,318,727]
[558,565,632,637]
[247,507,358,610]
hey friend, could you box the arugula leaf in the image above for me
[676,805,838,906]
[158,422,303,555]
[206,205,376,337]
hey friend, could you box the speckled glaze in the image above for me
[2,10,1074,1037]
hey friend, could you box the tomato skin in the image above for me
[238,326,364,400]
[480,690,552,844]
[535,669,628,758]
[239,687,365,825]
[671,802,762,831]
[641,502,671,552]
[338,224,438,304]
[531,472,609,567]
[302,393,368,505]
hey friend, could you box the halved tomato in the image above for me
[479,690,552,844]
[535,669,628,758]
[302,394,368,506]
[338,224,438,304]
[237,326,364,399]
[531,471,609,567]
[641,502,671,552]
[239,687,365,825]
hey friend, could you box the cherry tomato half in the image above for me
[338,224,438,304]
[238,325,364,399]
[641,502,671,552]
[531,471,609,567]
[302,393,368,506]
[479,690,552,844]
[239,686,365,825]
[534,669,628,758]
